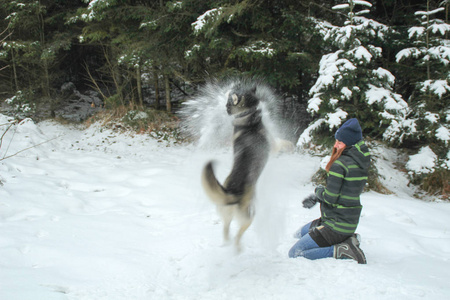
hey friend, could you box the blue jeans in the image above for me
[288,221,334,260]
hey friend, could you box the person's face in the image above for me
[334,140,346,150]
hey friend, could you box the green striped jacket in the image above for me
[317,140,371,235]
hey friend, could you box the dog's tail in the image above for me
[201,161,237,206]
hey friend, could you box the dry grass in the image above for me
[84,106,185,143]
[421,169,450,201]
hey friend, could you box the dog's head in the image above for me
[226,86,259,116]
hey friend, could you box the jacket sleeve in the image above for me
[323,160,347,205]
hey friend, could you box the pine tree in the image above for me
[139,1,199,112]
[393,0,450,153]
[68,0,143,107]
[70,0,196,112]
[0,1,73,98]
[184,0,323,135]
[185,1,318,91]
[298,0,409,147]
[394,0,450,184]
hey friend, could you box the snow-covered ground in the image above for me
[0,115,449,300]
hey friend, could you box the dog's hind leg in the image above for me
[235,219,252,253]
[218,206,233,245]
[234,204,254,252]
[223,219,232,245]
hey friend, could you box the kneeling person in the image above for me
[289,118,370,264]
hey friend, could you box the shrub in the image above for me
[86,106,186,144]
[421,169,450,200]
[4,91,36,119]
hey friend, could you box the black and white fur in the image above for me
[201,85,270,252]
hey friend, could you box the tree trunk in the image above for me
[136,65,143,107]
[446,2,449,40]
[11,47,19,91]
[154,68,160,110]
[164,73,171,113]
[38,1,50,97]
[426,0,430,81]
[103,45,124,106]
[42,60,50,97]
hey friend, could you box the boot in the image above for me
[334,234,367,264]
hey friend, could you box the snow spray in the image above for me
[179,77,284,149]
[179,77,290,252]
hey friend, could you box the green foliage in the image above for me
[5,90,36,119]
[185,1,320,90]
[386,0,450,149]
[104,94,123,109]
[1,0,447,114]
[0,0,80,99]
[1,0,448,197]
[303,1,408,145]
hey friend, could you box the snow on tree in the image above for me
[394,0,450,172]
[185,1,314,92]
[298,0,408,147]
[187,3,277,67]
[191,7,226,36]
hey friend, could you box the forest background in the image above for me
[0,0,449,198]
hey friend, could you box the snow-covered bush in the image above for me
[298,0,408,148]
[389,1,450,199]
[4,90,36,119]
[406,146,450,199]
[406,146,439,175]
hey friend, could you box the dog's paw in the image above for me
[234,243,244,254]
[221,239,232,247]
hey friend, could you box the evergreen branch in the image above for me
[230,27,252,38]
[308,2,347,18]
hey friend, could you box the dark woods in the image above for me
[0,1,448,139]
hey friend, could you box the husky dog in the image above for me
[201,85,270,252]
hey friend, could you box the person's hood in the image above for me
[344,141,371,169]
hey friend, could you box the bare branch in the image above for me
[0,136,60,161]
[0,120,18,152]
[84,62,108,100]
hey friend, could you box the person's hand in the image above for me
[314,184,325,199]
[302,194,318,209]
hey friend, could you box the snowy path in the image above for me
[0,119,449,299]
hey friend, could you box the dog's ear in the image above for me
[245,87,259,107]
[232,94,239,105]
